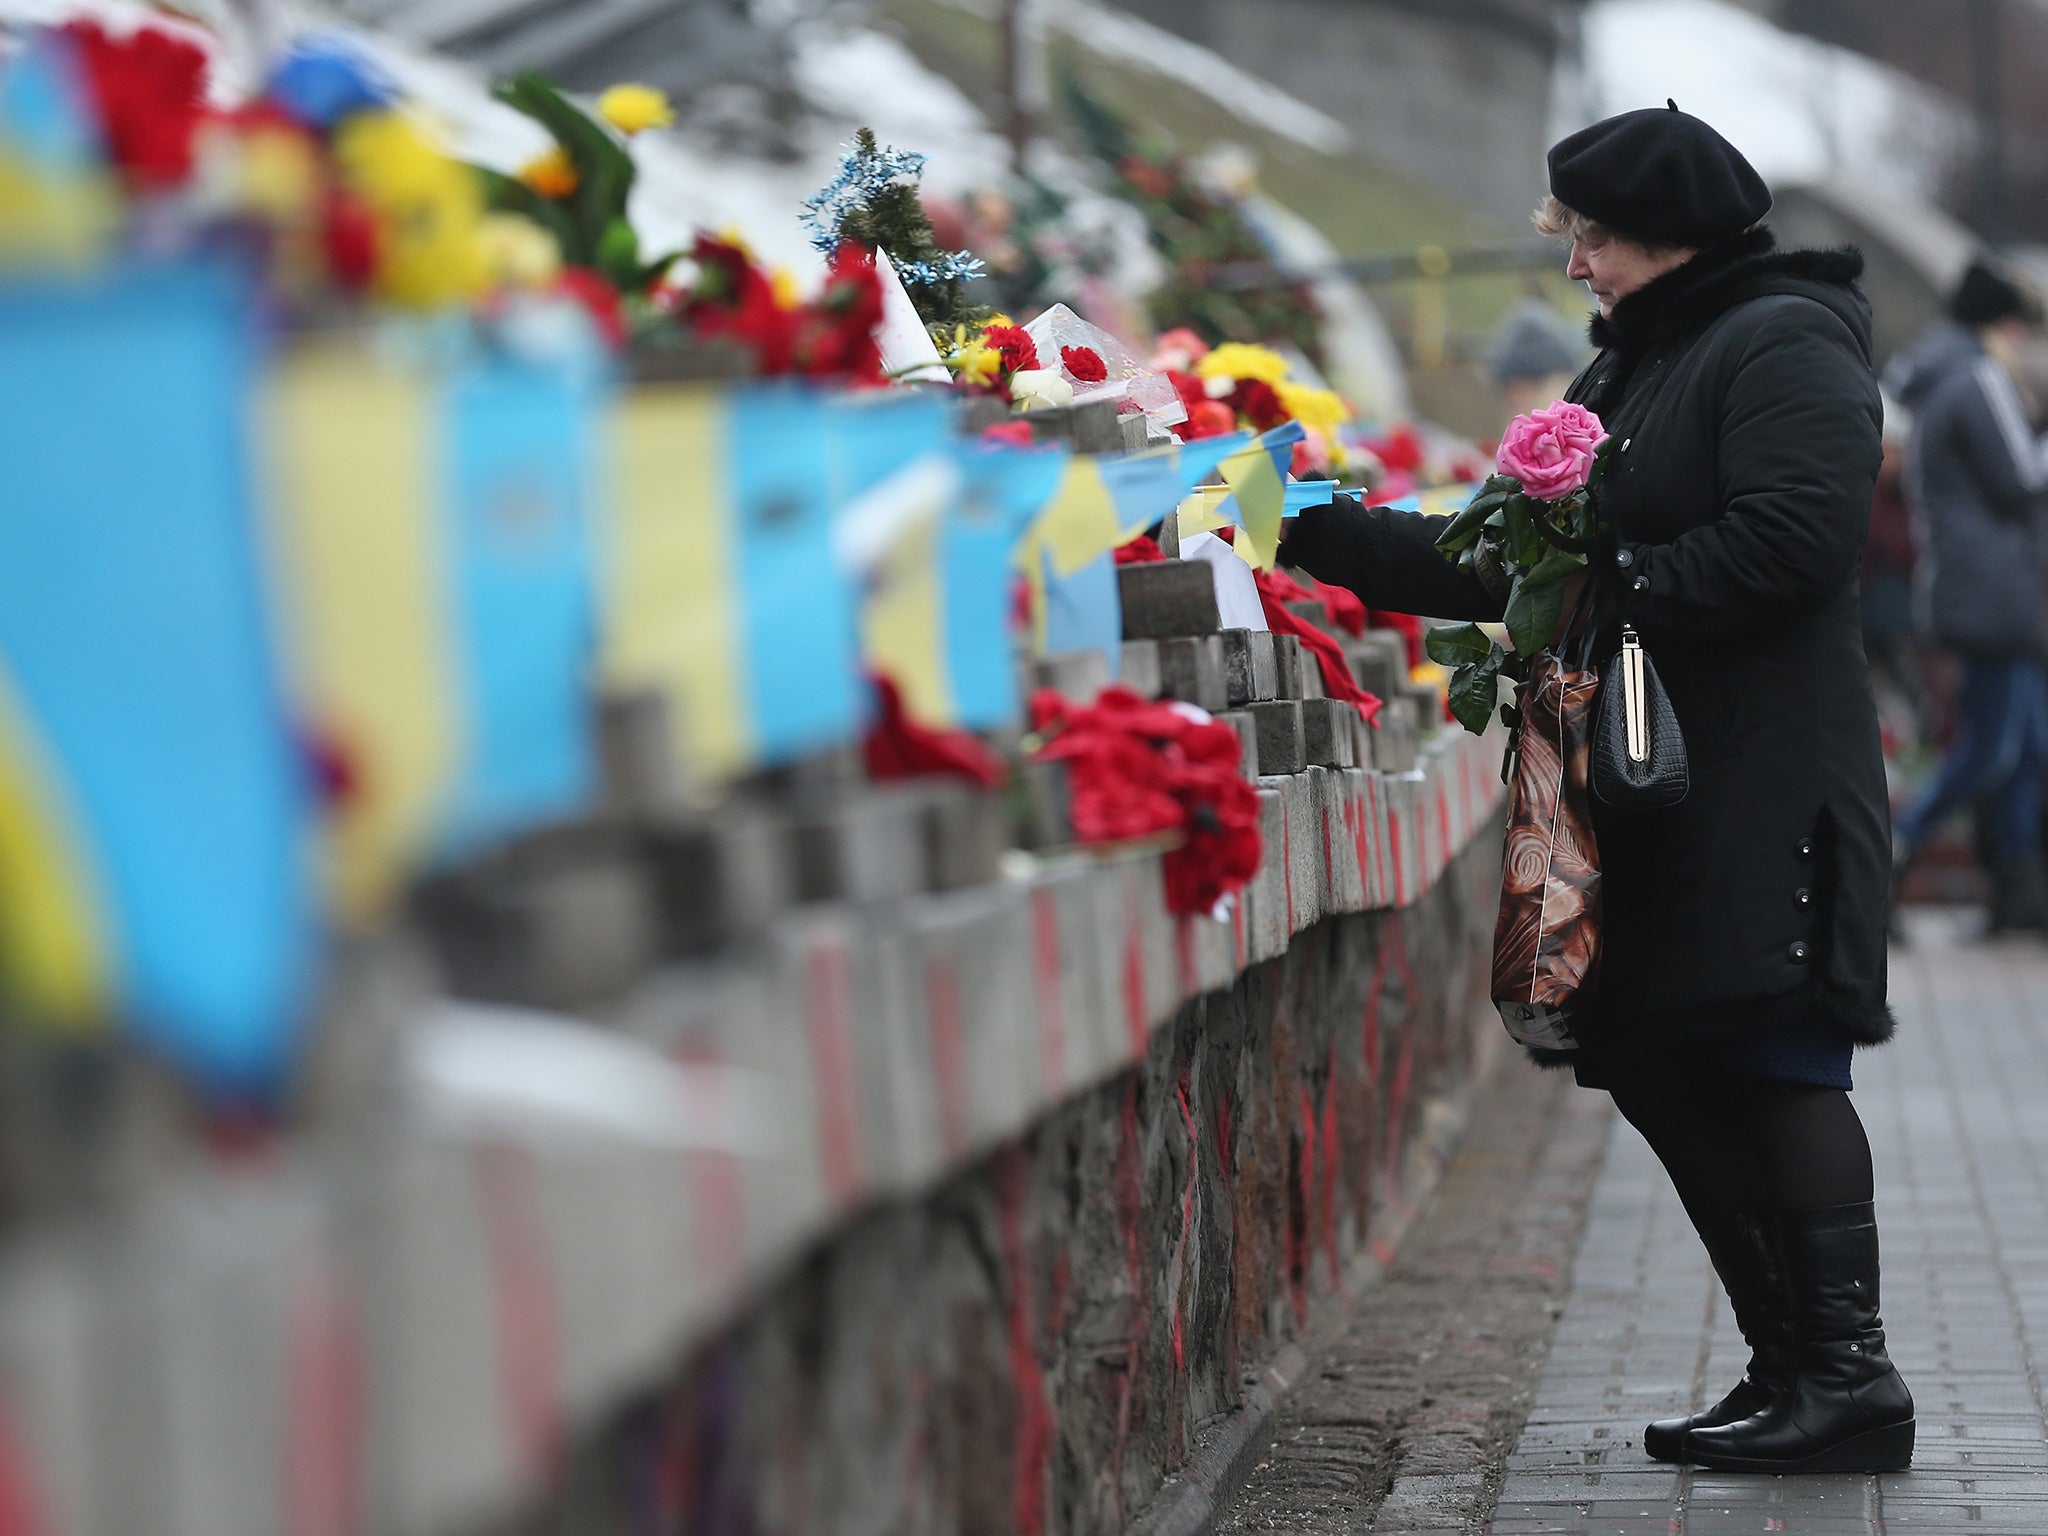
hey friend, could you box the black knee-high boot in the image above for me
[1680,1202,1914,1473]
[1643,1207,1793,1461]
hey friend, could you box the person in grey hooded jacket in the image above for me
[1889,259,2048,931]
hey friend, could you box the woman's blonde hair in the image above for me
[1531,196,1614,243]
[1531,195,1735,254]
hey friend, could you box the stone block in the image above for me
[1348,631,1409,703]
[1119,638,1163,699]
[1299,649,1326,699]
[612,957,824,1272]
[644,801,789,955]
[1156,634,1227,713]
[956,394,1011,435]
[1246,699,1306,776]
[1026,647,1110,703]
[1023,397,1123,454]
[596,686,680,816]
[1022,860,1120,1098]
[1013,758,1073,850]
[1258,772,1323,932]
[1325,768,1371,915]
[414,823,659,1010]
[1246,789,1290,961]
[1271,632,1305,698]
[1219,627,1279,704]
[1118,410,1150,452]
[1117,559,1221,639]
[1089,852,1177,1067]
[1376,695,1421,774]
[1301,698,1357,768]
[895,884,1042,1162]
[1216,710,1261,779]
[1285,599,1330,633]
[788,785,928,904]
[920,782,1008,892]
[359,1140,522,1536]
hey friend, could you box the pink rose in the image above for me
[1495,401,1608,503]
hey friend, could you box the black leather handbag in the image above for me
[1591,624,1689,808]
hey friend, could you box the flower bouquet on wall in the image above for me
[1425,402,1610,734]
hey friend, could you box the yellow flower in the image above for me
[1275,381,1350,439]
[944,323,1001,385]
[982,312,1015,331]
[1196,342,1290,385]
[233,124,320,225]
[598,84,674,136]
[519,145,579,199]
[770,266,800,310]
[333,112,487,309]
[477,212,562,289]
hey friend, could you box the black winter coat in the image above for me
[1888,325,2048,658]
[1286,230,1895,1047]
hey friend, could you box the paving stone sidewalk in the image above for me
[1490,911,2048,1535]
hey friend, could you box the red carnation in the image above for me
[1181,399,1236,440]
[320,187,379,291]
[64,19,213,191]
[1167,369,1207,416]
[1232,378,1288,432]
[983,322,1039,375]
[981,420,1036,447]
[1061,345,1108,383]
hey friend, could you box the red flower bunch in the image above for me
[63,19,213,191]
[792,243,885,383]
[1165,369,1236,440]
[678,238,882,382]
[1031,686,1262,915]
[1061,345,1108,383]
[984,322,1039,376]
[863,675,1005,786]
[1231,378,1289,432]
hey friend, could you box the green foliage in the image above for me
[1424,622,1494,669]
[818,129,991,334]
[484,73,680,294]
[1446,645,1506,736]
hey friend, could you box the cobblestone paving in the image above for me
[1213,1037,1614,1536]
[1489,912,2048,1535]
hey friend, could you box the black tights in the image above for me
[1605,1058,1874,1215]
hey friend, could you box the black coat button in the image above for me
[1632,576,1648,591]
[1788,941,1811,964]
[1615,548,1635,569]
[1797,838,1814,859]
[1795,887,1813,907]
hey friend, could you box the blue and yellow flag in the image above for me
[0,257,318,1097]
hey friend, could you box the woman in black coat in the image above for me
[1283,106,1912,1474]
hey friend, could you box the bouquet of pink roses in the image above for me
[1424,402,1611,734]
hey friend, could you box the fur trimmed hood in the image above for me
[1588,227,1871,359]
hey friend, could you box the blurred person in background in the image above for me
[1887,259,2048,936]
[1859,406,1922,733]
[1488,297,1587,430]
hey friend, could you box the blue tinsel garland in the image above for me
[800,136,985,291]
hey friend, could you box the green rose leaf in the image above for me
[1446,646,1506,735]
[1425,621,1494,668]
[1503,570,1565,656]
[1433,489,1512,556]
[1519,550,1585,589]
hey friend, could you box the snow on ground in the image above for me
[1572,0,1970,206]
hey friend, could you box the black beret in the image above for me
[1950,258,2042,327]
[1547,101,1771,250]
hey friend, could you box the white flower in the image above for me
[1010,369,1075,411]
[1204,374,1236,399]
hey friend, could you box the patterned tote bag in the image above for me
[1491,621,1603,1051]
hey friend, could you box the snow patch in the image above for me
[1575,0,1968,205]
